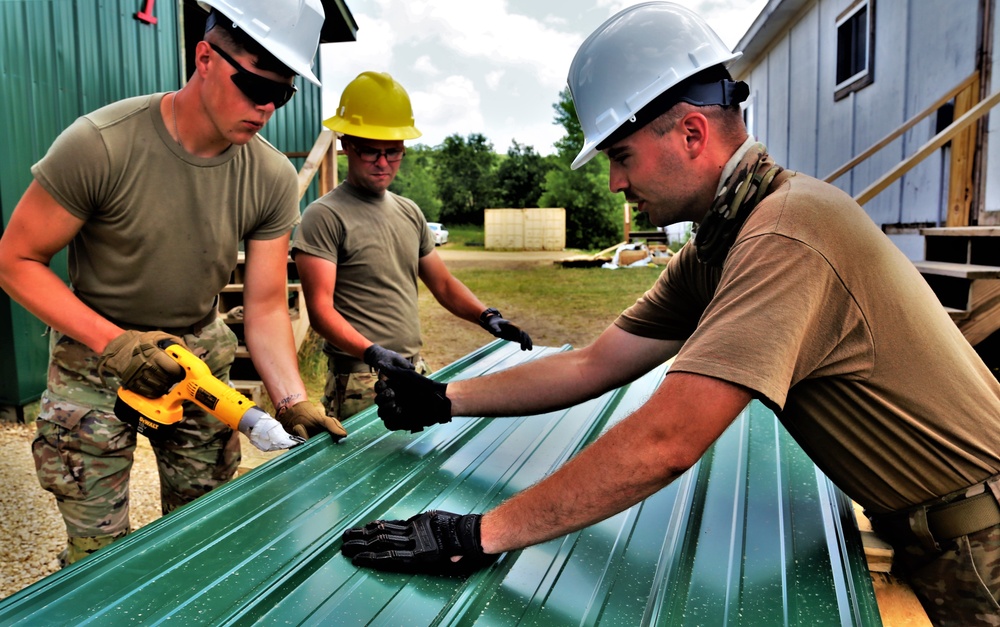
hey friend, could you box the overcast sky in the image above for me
[319,0,768,156]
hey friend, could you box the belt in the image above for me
[78,292,219,337]
[117,308,218,337]
[869,476,1000,550]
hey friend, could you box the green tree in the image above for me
[494,140,550,208]
[390,144,442,221]
[540,88,623,249]
[434,133,498,224]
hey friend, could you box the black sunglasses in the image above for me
[209,43,297,109]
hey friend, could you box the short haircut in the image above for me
[205,9,295,79]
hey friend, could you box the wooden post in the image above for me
[946,76,980,226]
[623,201,632,241]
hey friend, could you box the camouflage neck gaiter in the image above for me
[694,144,783,267]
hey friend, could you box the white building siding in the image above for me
[733,0,981,228]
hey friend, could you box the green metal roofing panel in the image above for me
[0,341,882,626]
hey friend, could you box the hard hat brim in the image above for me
[323,116,422,141]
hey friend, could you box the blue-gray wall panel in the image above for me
[787,8,820,174]
[766,37,791,167]
[735,0,982,227]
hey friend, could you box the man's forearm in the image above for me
[448,349,602,417]
[448,327,683,418]
[244,305,307,413]
[478,402,683,553]
[477,372,751,554]
[307,306,373,360]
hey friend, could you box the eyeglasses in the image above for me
[209,43,297,109]
[349,142,406,163]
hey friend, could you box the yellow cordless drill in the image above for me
[114,342,304,452]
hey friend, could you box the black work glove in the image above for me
[479,308,532,351]
[341,510,498,576]
[363,343,415,372]
[374,364,451,433]
[98,330,186,397]
[278,401,347,441]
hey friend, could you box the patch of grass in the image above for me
[437,224,484,251]
[416,261,665,367]
[454,263,659,327]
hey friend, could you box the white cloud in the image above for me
[485,70,505,91]
[409,75,485,145]
[367,0,582,89]
[413,55,441,76]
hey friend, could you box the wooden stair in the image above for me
[916,227,1000,346]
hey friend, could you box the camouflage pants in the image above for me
[888,524,1000,626]
[34,318,242,566]
[321,356,430,421]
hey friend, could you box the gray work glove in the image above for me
[374,364,451,433]
[363,343,415,372]
[278,401,347,441]
[341,510,498,576]
[479,308,532,350]
[98,330,186,397]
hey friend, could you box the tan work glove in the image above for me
[98,330,187,398]
[279,401,347,441]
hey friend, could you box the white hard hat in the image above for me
[198,0,324,86]
[568,2,741,169]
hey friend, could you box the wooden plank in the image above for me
[921,226,1000,237]
[946,76,980,226]
[230,380,264,406]
[296,130,335,200]
[853,502,933,626]
[855,88,1000,206]
[943,306,972,321]
[824,72,978,183]
[870,573,934,627]
[913,260,1000,279]
[958,279,1000,345]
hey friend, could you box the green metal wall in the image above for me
[0,0,327,406]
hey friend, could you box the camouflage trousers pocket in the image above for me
[33,394,135,529]
[900,524,1000,626]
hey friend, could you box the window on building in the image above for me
[834,0,874,100]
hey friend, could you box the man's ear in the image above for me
[193,40,213,79]
[679,111,710,159]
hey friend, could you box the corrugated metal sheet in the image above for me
[0,341,881,625]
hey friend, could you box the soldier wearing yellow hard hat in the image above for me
[292,72,533,423]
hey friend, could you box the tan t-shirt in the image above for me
[291,182,436,364]
[616,171,1000,513]
[32,93,300,328]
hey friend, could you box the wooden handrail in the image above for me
[823,72,979,183]
[854,88,1000,205]
[296,130,335,200]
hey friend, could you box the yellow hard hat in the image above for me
[323,72,422,140]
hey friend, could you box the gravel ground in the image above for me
[0,421,164,599]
